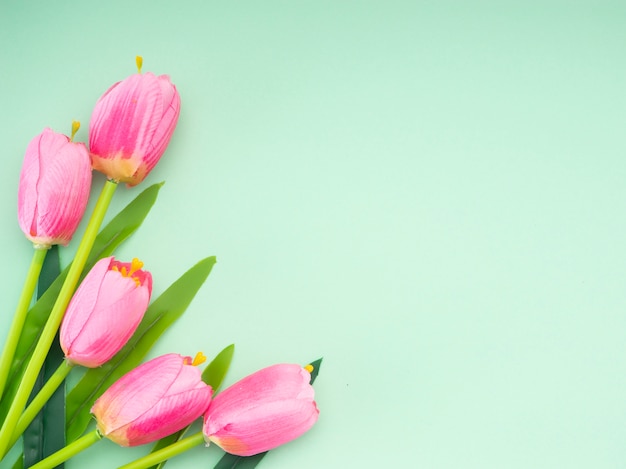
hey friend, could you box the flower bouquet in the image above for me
[0,57,321,469]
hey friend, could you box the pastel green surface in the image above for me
[1,1,625,468]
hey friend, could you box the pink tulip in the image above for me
[89,62,180,187]
[91,353,212,446]
[17,128,92,247]
[60,257,152,368]
[203,364,319,456]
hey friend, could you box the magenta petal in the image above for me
[89,71,180,186]
[145,75,181,173]
[208,400,318,456]
[92,354,212,447]
[64,280,149,367]
[60,257,151,367]
[120,385,212,446]
[60,257,113,357]
[17,128,92,246]
[203,364,319,456]
[93,355,185,436]
[90,74,162,159]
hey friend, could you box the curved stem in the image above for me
[118,432,205,469]
[0,180,118,458]
[0,247,48,399]
[9,360,73,448]
[28,429,102,469]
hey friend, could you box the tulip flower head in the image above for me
[17,126,92,247]
[60,257,152,368]
[89,56,180,186]
[91,353,212,447]
[203,364,319,456]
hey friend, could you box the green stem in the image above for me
[28,429,102,469]
[9,360,73,448]
[0,180,117,458]
[0,247,48,400]
[119,432,205,469]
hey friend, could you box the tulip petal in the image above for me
[37,143,91,243]
[204,364,319,456]
[65,280,149,367]
[60,257,113,357]
[60,256,153,367]
[18,128,92,246]
[92,354,212,447]
[89,71,179,186]
[145,76,180,173]
[92,355,182,435]
[210,364,314,410]
[208,399,319,456]
[90,74,161,159]
[16,134,41,238]
[117,385,211,446]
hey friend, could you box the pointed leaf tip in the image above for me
[202,344,235,391]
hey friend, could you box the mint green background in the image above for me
[1,1,626,468]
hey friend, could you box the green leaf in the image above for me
[213,358,323,469]
[307,358,323,385]
[89,182,165,261]
[214,452,268,469]
[10,453,23,469]
[0,182,163,423]
[146,344,235,469]
[145,429,190,469]
[202,344,235,391]
[23,245,65,468]
[65,256,217,442]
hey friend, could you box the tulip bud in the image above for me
[203,364,319,456]
[17,127,92,247]
[91,353,212,447]
[89,59,180,187]
[60,256,152,368]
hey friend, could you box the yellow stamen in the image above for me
[70,121,80,142]
[304,364,314,373]
[129,258,144,276]
[192,352,206,367]
[136,55,143,73]
[112,258,144,287]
